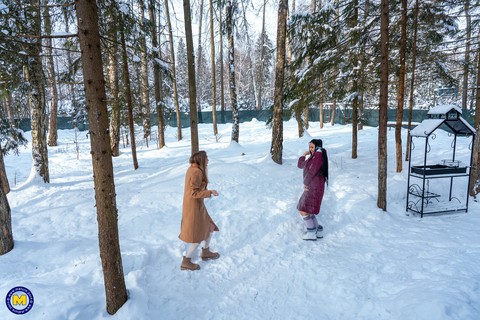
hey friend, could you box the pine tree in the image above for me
[271,0,288,164]
[75,0,127,314]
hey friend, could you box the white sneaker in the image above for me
[316,225,324,239]
[302,231,317,241]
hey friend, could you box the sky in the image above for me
[1,118,480,319]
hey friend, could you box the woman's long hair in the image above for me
[310,139,329,184]
[189,150,209,184]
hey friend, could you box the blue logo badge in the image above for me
[5,286,34,314]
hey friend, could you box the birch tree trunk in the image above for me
[377,0,389,211]
[270,0,288,164]
[462,0,471,111]
[25,0,49,183]
[138,0,151,146]
[75,0,127,314]
[163,0,181,142]
[395,0,407,173]
[184,0,200,153]
[226,0,239,142]
[256,0,267,111]
[107,2,121,157]
[43,0,58,147]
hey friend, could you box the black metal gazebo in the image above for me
[406,104,476,217]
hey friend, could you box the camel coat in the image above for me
[179,164,219,243]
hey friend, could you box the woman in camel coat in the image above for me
[179,150,220,271]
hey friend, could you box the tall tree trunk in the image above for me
[184,0,200,153]
[0,148,9,194]
[352,97,358,159]
[120,17,139,170]
[150,0,167,147]
[462,0,471,110]
[107,2,121,157]
[63,6,79,130]
[357,0,369,132]
[75,0,127,314]
[377,0,389,211]
[0,179,13,255]
[138,0,151,147]
[395,0,407,173]
[270,0,288,164]
[197,0,205,123]
[26,0,49,183]
[405,0,419,162]
[285,0,294,64]
[256,0,267,111]
[209,0,218,136]
[163,0,181,142]
[330,100,336,126]
[43,0,58,147]
[226,0,239,142]
[5,93,15,125]
[469,46,480,196]
[295,105,304,138]
[219,0,226,123]
[351,0,359,159]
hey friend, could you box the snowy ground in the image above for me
[2,119,480,320]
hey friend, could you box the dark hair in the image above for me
[310,139,328,184]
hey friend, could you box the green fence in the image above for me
[16,108,475,132]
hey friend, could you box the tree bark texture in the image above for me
[352,95,358,159]
[270,0,288,164]
[138,0,151,146]
[43,0,58,147]
[75,0,128,314]
[377,0,389,211]
[184,0,199,153]
[209,0,218,136]
[120,19,139,170]
[196,0,205,124]
[164,0,182,141]
[219,0,226,123]
[462,0,471,110]
[0,149,10,194]
[405,0,419,162]
[256,0,266,111]
[395,0,407,173]
[226,0,240,143]
[26,0,49,183]
[106,2,121,157]
[149,0,166,148]
[469,46,480,197]
[0,183,13,255]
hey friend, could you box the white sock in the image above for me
[203,232,213,249]
[185,243,199,258]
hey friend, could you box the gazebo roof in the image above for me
[410,104,475,137]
